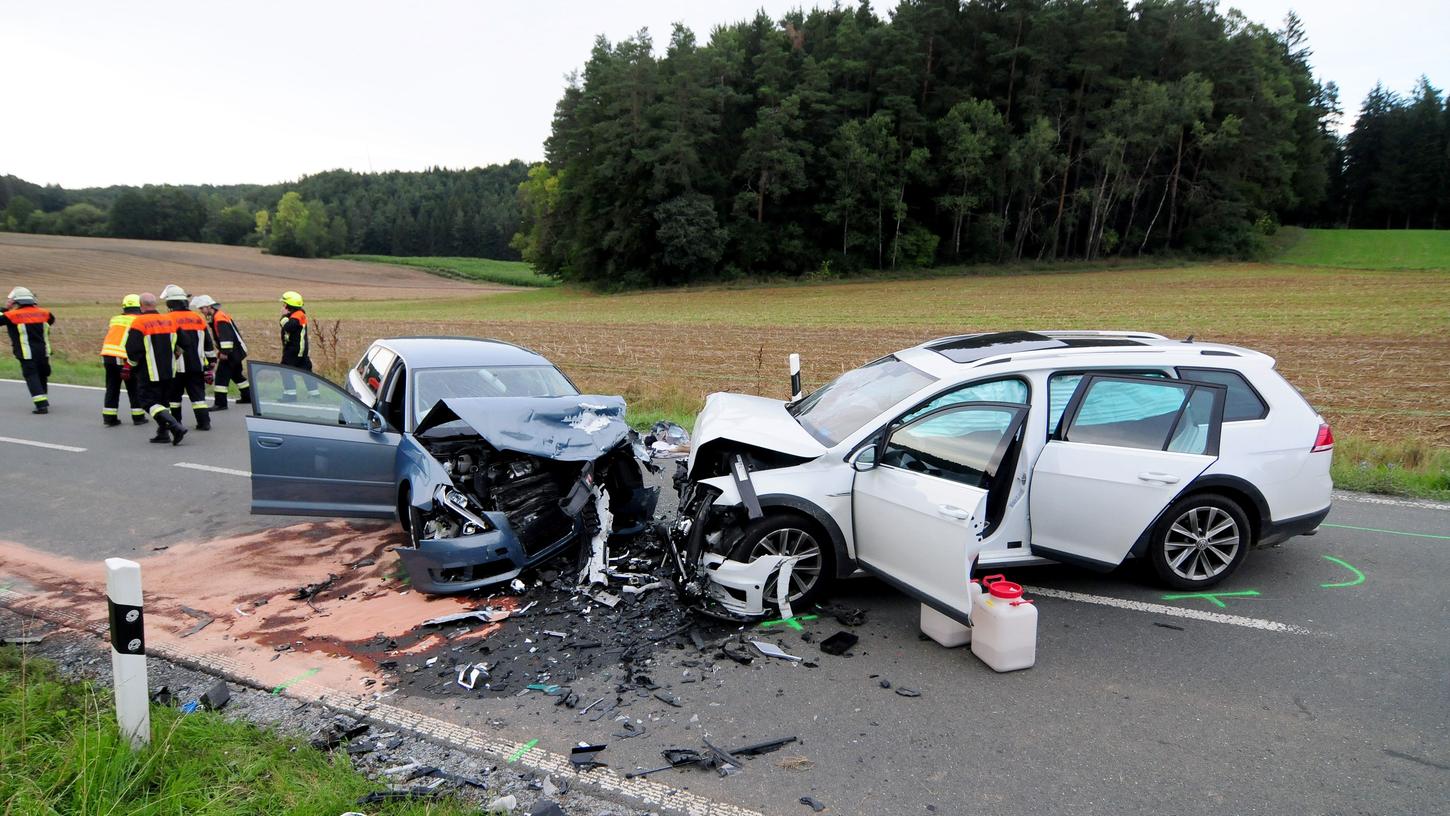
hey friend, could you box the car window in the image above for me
[413,365,578,419]
[1062,378,1191,451]
[1177,367,1268,421]
[900,377,1028,424]
[788,356,938,447]
[880,404,1023,488]
[1166,387,1217,455]
[1048,370,1168,434]
[253,366,369,429]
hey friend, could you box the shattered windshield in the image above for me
[414,365,578,420]
[787,356,938,447]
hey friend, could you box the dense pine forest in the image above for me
[2,1,1445,285]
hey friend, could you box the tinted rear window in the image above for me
[1177,367,1268,421]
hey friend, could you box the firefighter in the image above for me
[160,284,212,431]
[278,290,318,400]
[124,292,187,445]
[1,286,55,413]
[191,294,250,410]
[100,293,147,426]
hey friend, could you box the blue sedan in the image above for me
[245,337,659,593]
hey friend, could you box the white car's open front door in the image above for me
[852,403,1029,623]
[1029,373,1227,569]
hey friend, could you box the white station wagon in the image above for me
[669,331,1333,623]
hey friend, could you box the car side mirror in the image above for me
[850,443,878,472]
[368,409,387,434]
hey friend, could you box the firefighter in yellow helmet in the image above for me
[100,294,147,426]
[1,286,55,413]
[278,290,318,400]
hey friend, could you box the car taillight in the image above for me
[1311,422,1334,453]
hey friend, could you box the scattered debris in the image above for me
[879,679,892,689]
[801,795,828,812]
[613,720,647,739]
[1153,622,1186,631]
[510,578,527,594]
[751,640,802,661]
[456,662,490,689]
[528,800,566,816]
[358,789,439,805]
[654,690,684,707]
[485,794,519,814]
[347,556,377,569]
[290,574,337,614]
[2,634,45,645]
[895,687,921,698]
[645,420,691,459]
[311,715,369,750]
[422,602,533,627]
[199,680,230,710]
[150,685,175,706]
[178,606,214,637]
[819,631,859,656]
[779,755,815,772]
[570,742,608,771]
[628,736,798,779]
[833,608,868,627]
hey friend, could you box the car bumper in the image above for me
[397,486,660,595]
[1258,504,1331,547]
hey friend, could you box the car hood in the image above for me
[414,395,631,461]
[689,392,828,469]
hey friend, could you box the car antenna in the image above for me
[1182,334,1194,343]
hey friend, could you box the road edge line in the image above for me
[1023,585,1316,635]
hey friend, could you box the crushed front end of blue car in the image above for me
[396,395,660,594]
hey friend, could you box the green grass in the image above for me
[0,648,478,815]
[337,255,557,287]
[1329,437,1450,501]
[1274,227,1450,270]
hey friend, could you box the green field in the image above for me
[336,254,556,287]
[0,648,478,815]
[1275,227,1450,270]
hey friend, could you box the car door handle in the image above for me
[1138,472,1180,484]
[257,436,284,448]
[937,504,971,520]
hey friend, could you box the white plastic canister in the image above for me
[970,574,1037,672]
[920,582,978,648]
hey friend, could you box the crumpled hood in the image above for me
[688,392,828,473]
[415,395,631,461]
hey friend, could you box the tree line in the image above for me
[514,1,1443,287]
[0,163,529,259]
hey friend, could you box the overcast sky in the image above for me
[4,1,1445,189]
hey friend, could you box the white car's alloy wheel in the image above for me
[751,526,824,603]
[1162,505,1241,582]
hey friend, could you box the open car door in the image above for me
[246,362,401,518]
[1029,373,1227,569]
[852,403,1029,624]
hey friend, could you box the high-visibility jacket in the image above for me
[280,308,309,364]
[212,309,248,359]
[1,304,54,361]
[124,312,178,381]
[100,311,140,359]
[169,308,214,373]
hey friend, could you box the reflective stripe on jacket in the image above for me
[101,313,136,359]
[213,309,247,356]
[280,308,309,362]
[124,312,177,381]
[170,309,211,373]
[1,305,54,360]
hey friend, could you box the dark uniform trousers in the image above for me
[19,359,50,404]
[102,357,144,421]
[137,376,172,421]
[167,371,210,428]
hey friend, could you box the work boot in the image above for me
[104,415,122,427]
[195,408,211,431]
[132,412,149,425]
[237,388,251,405]
[32,404,48,414]
[163,413,188,446]
[149,424,171,444]
[213,392,229,411]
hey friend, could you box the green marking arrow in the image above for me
[1320,555,1365,588]
[507,738,539,763]
[270,667,320,695]
[1161,589,1261,608]
[759,614,818,631]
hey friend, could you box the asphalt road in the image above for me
[2,379,1447,816]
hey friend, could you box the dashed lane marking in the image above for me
[0,436,86,453]
[174,462,251,478]
[1023,585,1315,635]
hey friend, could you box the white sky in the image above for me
[3,1,1445,188]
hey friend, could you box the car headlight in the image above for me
[434,485,493,533]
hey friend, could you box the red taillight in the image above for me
[1311,422,1334,453]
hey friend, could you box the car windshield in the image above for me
[414,365,578,420]
[787,356,937,447]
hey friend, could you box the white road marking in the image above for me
[1023,585,1315,635]
[1333,490,1449,512]
[174,462,251,478]
[0,436,86,453]
[0,378,104,391]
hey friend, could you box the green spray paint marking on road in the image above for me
[759,614,819,631]
[1320,555,1366,588]
[1322,523,1450,541]
[1161,589,1261,608]
[270,668,320,695]
[507,738,539,763]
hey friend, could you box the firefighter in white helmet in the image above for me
[1,286,55,413]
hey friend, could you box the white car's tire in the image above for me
[729,512,836,608]
[1149,494,1251,589]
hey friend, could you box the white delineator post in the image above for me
[788,353,802,402]
[105,557,150,748]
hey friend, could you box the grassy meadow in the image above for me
[3,229,1446,497]
[336,255,555,287]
